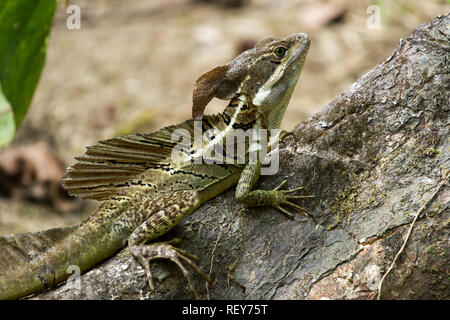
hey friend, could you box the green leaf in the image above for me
[0,0,56,146]
[0,86,15,145]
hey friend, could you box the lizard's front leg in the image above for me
[126,191,210,298]
[235,160,315,219]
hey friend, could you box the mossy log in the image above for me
[34,15,449,300]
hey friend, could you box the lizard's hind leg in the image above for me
[129,239,210,298]
[126,191,210,298]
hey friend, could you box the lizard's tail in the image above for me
[0,225,79,299]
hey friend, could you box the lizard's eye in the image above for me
[273,46,287,58]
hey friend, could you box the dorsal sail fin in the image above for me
[62,119,197,200]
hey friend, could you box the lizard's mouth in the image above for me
[286,33,310,76]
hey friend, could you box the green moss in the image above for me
[426,245,443,256]
[431,275,442,285]
[398,193,409,205]
[327,184,359,230]
[345,145,355,156]
[407,158,420,170]
[424,147,437,157]
[327,180,395,230]
[364,184,390,208]
[417,184,425,193]
[426,200,442,217]
[366,195,376,206]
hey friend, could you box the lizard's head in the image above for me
[192,33,310,129]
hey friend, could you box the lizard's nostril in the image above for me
[297,33,310,44]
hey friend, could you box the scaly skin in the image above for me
[0,33,310,299]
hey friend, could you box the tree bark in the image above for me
[33,14,449,300]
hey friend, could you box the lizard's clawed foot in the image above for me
[271,180,315,220]
[129,239,210,299]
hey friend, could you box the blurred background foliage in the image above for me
[0,0,448,234]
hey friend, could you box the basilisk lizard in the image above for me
[0,32,311,299]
